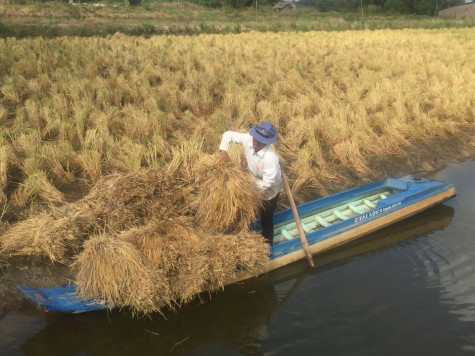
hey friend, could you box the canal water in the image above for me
[0,160,474,355]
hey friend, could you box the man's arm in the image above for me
[218,131,248,152]
[216,131,249,164]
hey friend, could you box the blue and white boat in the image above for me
[17,174,456,313]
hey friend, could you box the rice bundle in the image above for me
[0,169,189,261]
[0,213,80,263]
[118,218,211,303]
[79,169,192,230]
[119,220,168,268]
[203,231,270,291]
[192,155,262,233]
[118,220,269,305]
[162,224,212,305]
[73,234,170,315]
[71,219,269,314]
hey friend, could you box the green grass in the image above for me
[0,1,474,38]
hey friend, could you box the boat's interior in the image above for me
[272,188,400,244]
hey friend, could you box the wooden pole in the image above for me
[281,170,315,268]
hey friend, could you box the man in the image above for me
[218,122,283,245]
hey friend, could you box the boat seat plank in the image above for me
[281,229,294,240]
[332,209,347,220]
[364,199,376,208]
[315,215,330,227]
[300,221,311,233]
[348,203,363,214]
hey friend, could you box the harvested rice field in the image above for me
[0,28,474,315]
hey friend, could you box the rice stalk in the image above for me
[80,169,188,230]
[73,128,106,182]
[122,220,269,304]
[255,100,274,123]
[41,105,61,140]
[12,131,42,158]
[106,138,146,173]
[1,76,23,105]
[49,92,70,118]
[290,150,328,194]
[143,134,169,169]
[331,139,370,174]
[166,133,204,181]
[73,149,103,183]
[120,105,156,142]
[203,231,269,291]
[119,221,167,268]
[2,164,271,313]
[39,143,75,184]
[58,119,81,150]
[0,143,10,197]
[0,106,7,124]
[11,171,65,208]
[159,223,211,305]
[24,99,44,131]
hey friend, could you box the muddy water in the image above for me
[1,160,474,356]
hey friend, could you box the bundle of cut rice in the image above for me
[192,155,262,233]
[0,169,190,262]
[117,219,209,305]
[202,231,270,291]
[80,169,192,230]
[72,219,270,314]
[73,234,170,315]
[0,213,80,263]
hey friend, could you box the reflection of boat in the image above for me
[19,280,279,355]
[17,175,456,313]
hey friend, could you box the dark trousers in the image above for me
[260,193,280,245]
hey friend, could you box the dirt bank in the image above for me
[1,130,474,319]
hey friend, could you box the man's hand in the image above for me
[215,150,229,166]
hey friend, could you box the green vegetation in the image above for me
[1,1,474,38]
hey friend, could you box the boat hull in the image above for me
[231,183,455,284]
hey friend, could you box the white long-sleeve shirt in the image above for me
[219,131,283,200]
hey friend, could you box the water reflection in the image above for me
[17,281,277,355]
[15,204,455,355]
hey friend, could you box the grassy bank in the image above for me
[1,2,475,37]
[0,28,474,221]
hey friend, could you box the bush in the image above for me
[383,0,411,13]
[316,0,333,12]
[128,23,156,35]
[413,0,437,15]
[0,22,7,37]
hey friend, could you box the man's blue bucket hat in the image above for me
[249,122,278,145]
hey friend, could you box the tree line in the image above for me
[310,0,466,15]
[184,0,467,14]
[67,0,467,16]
